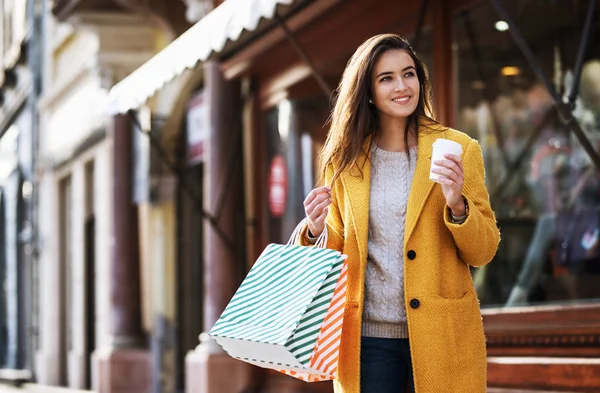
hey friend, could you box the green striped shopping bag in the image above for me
[209,218,348,382]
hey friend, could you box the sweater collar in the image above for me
[342,121,446,266]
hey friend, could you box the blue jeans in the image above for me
[360,337,415,393]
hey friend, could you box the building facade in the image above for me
[0,0,42,380]
[7,0,599,393]
[35,3,171,390]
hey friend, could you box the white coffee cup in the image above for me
[429,138,463,183]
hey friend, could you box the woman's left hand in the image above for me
[432,153,466,215]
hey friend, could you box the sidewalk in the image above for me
[0,385,581,393]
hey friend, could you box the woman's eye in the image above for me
[380,76,391,82]
[404,71,416,78]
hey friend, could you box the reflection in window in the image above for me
[0,189,6,368]
[411,26,435,96]
[454,0,600,307]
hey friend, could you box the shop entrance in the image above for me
[175,162,204,393]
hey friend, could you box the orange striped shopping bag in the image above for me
[278,259,348,382]
[209,218,348,382]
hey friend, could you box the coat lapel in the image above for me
[341,137,372,268]
[405,124,445,242]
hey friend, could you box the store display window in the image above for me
[454,0,600,307]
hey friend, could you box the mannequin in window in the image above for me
[506,61,600,306]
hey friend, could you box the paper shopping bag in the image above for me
[209,219,348,382]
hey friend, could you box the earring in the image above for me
[369,99,374,104]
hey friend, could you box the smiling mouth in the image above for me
[392,97,411,104]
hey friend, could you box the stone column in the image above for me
[111,114,143,345]
[35,171,61,385]
[67,162,86,388]
[93,114,151,393]
[185,61,254,393]
[432,0,453,126]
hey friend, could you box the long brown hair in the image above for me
[319,34,436,186]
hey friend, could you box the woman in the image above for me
[300,34,500,393]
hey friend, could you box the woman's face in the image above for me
[370,49,420,121]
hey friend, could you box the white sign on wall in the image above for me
[187,90,209,165]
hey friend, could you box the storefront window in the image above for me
[265,98,330,245]
[454,0,600,307]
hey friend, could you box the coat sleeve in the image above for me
[444,139,500,267]
[297,164,345,253]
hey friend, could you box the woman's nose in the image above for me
[394,78,407,92]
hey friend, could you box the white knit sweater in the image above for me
[362,143,417,339]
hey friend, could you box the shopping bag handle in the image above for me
[288,217,328,249]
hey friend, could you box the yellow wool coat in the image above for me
[300,124,500,393]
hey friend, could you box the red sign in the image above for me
[268,155,288,217]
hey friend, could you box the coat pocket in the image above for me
[410,291,487,393]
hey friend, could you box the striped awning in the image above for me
[107,0,298,115]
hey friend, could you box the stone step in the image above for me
[488,389,579,393]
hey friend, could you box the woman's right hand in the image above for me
[303,186,332,238]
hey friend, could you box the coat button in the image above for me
[407,250,416,260]
[410,299,420,309]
